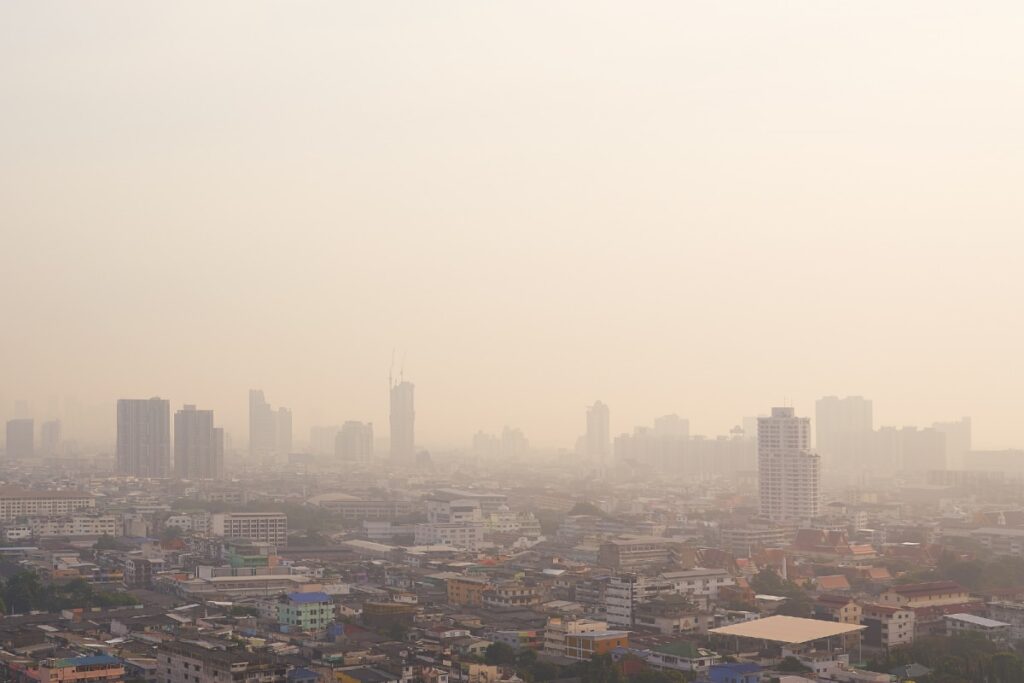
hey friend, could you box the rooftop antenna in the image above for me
[400,351,406,383]
[389,349,395,388]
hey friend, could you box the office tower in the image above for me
[389,379,415,461]
[815,396,873,469]
[586,401,610,467]
[336,421,374,461]
[174,405,224,480]
[40,419,61,456]
[248,390,291,456]
[5,419,34,459]
[758,407,820,522]
[933,417,971,470]
[116,398,170,477]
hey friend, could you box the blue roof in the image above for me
[286,592,331,603]
[53,656,121,668]
[710,663,760,673]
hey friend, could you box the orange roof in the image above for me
[816,575,851,591]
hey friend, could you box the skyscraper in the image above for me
[815,396,873,469]
[277,407,292,453]
[5,418,34,459]
[117,398,170,477]
[586,401,610,467]
[310,425,340,456]
[40,419,61,456]
[336,421,374,461]
[933,417,971,470]
[174,404,224,480]
[248,390,291,457]
[758,406,820,522]
[389,380,415,461]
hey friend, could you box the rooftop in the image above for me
[945,613,1010,628]
[709,615,865,644]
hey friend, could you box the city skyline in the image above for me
[0,388,988,454]
[4,2,1024,451]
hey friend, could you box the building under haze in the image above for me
[758,407,820,522]
[389,380,415,462]
[586,401,610,469]
[248,390,291,457]
[116,398,170,478]
[39,419,61,457]
[5,418,34,459]
[310,425,339,456]
[933,417,971,470]
[174,405,224,480]
[815,396,873,470]
[336,421,374,461]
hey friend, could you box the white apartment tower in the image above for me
[758,406,820,522]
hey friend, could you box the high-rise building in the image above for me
[933,417,971,470]
[248,390,291,457]
[277,407,292,453]
[389,380,415,461]
[815,396,873,469]
[586,401,610,467]
[174,405,224,480]
[40,419,61,456]
[5,419,34,459]
[116,398,170,477]
[310,425,340,456]
[900,426,947,472]
[758,407,820,522]
[336,421,374,461]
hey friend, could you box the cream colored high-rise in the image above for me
[758,406,820,522]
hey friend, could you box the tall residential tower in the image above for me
[117,398,170,477]
[758,406,820,522]
[174,404,224,480]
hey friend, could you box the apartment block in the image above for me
[210,512,288,546]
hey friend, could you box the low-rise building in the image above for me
[211,512,288,546]
[860,603,915,648]
[944,613,1011,641]
[814,595,862,625]
[0,487,96,521]
[563,631,629,660]
[446,576,491,607]
[878,581,971,609]
[158,641,287,683]
[543,617,608,657]
[277,592,333,634]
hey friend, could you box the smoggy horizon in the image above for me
[3,2,1023,451]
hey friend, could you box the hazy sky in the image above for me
[2,2,1023,449]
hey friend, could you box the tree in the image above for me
[4,571,41,613]
[485,642,516,665]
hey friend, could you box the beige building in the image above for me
[210,512,288,546]
[878,581,970,608]
[543,617,608,657]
